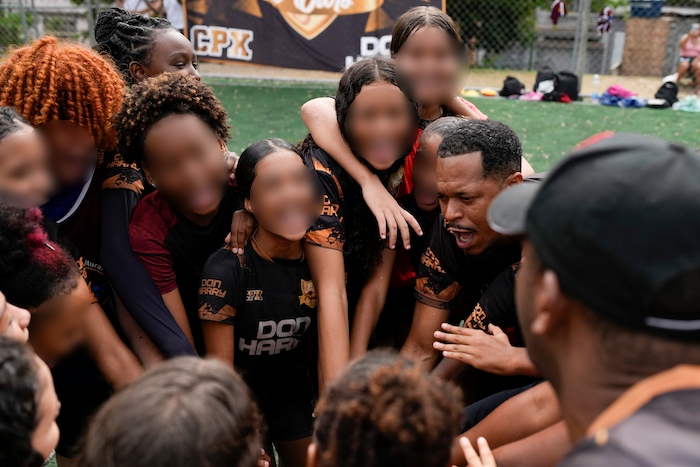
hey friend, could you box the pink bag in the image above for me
[606,84,636,98]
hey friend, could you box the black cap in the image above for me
[488,134,700,337]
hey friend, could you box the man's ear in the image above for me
[503,171,524,188]
[530,270,568,337]
[306,443,318,467]
[128,61,148,83]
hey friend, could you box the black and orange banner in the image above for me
[185,0,443,72]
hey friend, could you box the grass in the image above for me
[209,78,700,172]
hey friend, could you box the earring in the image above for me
[223,149,231,160]
[151,182,156,188]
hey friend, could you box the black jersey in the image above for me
[198,243,318,390]
[414,214,521,316]
[130,187,238,353]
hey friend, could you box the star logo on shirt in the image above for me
[298,279,318,308]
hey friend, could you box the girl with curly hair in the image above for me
[0,203,143,464]
[0,38,145,463]
[93,8,227,362]
[117,73,236,354]
[311,349,461,467]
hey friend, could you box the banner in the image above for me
[185,0,444,72]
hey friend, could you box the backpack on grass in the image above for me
[554,71,579,101]
[499,76,525,97]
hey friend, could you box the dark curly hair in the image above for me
[0,106,30,142]
[0,203,79,309]
[115,73,231,166]
[313,350,462,467]
[310,56,418,270]
[94,7,175,85]
[438,119,522,181]
[78,357,263,467]
[0,336,44,467]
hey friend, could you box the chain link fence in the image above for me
[3,0,700,85]
[0,0,110,51]
[447,0,700,81]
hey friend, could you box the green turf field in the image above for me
[210,78,700,172]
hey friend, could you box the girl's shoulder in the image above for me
[101,152,147,195]
[129,191,178,233]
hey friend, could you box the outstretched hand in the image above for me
[361,175,422,250]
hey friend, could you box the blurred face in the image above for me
[142,114,229,224]
[436,153,507,255]
[245,149,322,241]
[28,279,92,366]
[691,25,699,37]
[134,30,201,82]
[37,121,96,189]
[0,291,31,342]
[413,133,440,212]
[0,126,53,208]
[394,26,459,107]
[344,82,416,171]
[30,356,60,460]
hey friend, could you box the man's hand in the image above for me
[433,323,521,376]
[226,209,255,255]
[455,437,496,467]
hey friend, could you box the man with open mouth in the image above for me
[400,119,526,372]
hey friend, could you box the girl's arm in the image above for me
[349,248,396,360]
[202,321,235,369]
[301,98,422,250]
[680,34,690,48]
[101,189,197,357]
[304,243,349,389]
[161,288,197,349]
[86,304,144,389]
[76,279,143,389]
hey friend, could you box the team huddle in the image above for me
[0,5,699,467]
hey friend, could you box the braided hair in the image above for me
[115,73,230,166]
[0,203,79,310]
[94,7,175,85]
[0,36,124,153]
[314,350,462,467]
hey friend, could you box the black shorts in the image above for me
[253,377,315,441]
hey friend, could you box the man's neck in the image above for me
[552,340,656,442]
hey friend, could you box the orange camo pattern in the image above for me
[420,247,445,274]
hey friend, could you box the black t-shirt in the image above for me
[302,143,348,252]
[414,214,522,317]
[398,191,440,273]
[130,187,239,353]
[198,244,318,391]
[463,264,524,346]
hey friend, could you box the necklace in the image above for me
[251,231,305,263]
